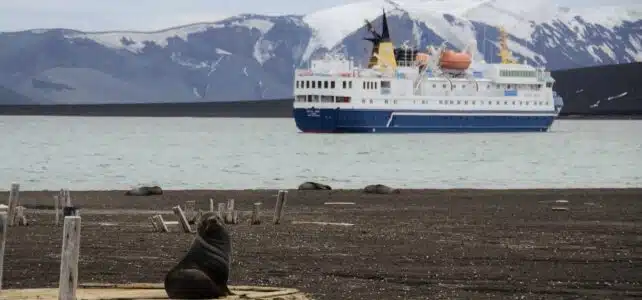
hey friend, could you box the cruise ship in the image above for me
[292,10,564,133]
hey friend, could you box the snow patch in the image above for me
[253,39,276,65]
[66,23,224,53]
[230,19,274,34]
[216,48,232,55]
[590,92,628,108]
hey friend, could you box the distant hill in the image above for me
[0,85,34,104]
[0,0,640,104]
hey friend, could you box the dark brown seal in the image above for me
[164,212,233,299]
[298,181,332,190]
[124,185,163,196]
[363,184,400,194]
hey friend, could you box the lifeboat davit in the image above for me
[415,52,430,65]
[439,50,472,70]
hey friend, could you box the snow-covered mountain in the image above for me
[0,0,640,104]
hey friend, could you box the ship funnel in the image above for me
[363,9,397,69]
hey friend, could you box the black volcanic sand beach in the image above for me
[2,188,642,299]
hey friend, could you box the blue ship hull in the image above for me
[293,108,557,133]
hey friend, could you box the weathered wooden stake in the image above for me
[172,206,193,233]
[64,189,72,207]
[209,198,215,212]
[15,206,27,226]
[54,195,60,225]
[251,202,261,225]
[185,200,196,218]
[225,199,235,224]
[149,216,159,232]
[0,212,7,290]
[273,190,288,225]
[58,216,81,300]
[217,203,226,220]
[8,183,19,226]
[154,215,169,232]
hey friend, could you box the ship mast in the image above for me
[497,26,517,64]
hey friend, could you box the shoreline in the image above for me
[3,187,641,299]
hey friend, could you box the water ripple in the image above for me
[0,116,641,190]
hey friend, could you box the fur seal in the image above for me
[164,212,233,299]
[124,185,163,196]
[298,181,332,190]
[363,184,400,194]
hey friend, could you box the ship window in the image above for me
[321,95,333,103]
[307,95,312,102]
[507,85,511,89]
[526,101,530,105]
[457,101,461,104]
[443,84,446,88]
[295,81,299,88]
[546,82,552,88]
[363,82,366,89]
[348,81,353,88]
[504,101,508,105]
[305,81,309,88]
[374,82,378,89]
[393,100,397,104]
[449,100,454,104]
[384,100,388,104]
[296,95,305,102]
[369,99,373,104]
[496,101,500,104]
[317,81,322,88]
[362,99,365,103]
[311,81,316,88]
[453,85,456,88]
[331,81,335,89]
[433,84,436,88]
[324,81,328,88]
[462,85,466,88]
[381,81,391,88]
[342,81,346,89]
[439,100,443,104]
[464,101,468,105]
[472,101,476,105]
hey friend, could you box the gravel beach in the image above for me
[2,188,642,299]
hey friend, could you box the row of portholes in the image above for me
[430,83,543,91]
[360,99,550,106]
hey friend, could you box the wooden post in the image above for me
[217,203,226,220]
[154,215,169,233]
[185,200,196,219]
[251,202,261,225]
[54,195,60,225]
[273,190,288,225]
[149,216,159,232]
[172,206,193,233]
[209,199,215,212]
[15,206,27,226]
[0,212,7,290]
[58,216,81,300]
[64,189,72,207]
[225,199,235,224]
[7,183,19,226]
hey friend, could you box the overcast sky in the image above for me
[0,0,638,32]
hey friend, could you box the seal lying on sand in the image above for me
[298,181,332,190]
[124,185,163,196]
[164,212,233,299]
[363,184,400,194]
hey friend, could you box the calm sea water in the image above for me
[0,116,641,190]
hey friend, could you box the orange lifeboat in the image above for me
[439,50,472,70]
[415,52,430,65]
